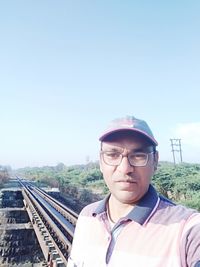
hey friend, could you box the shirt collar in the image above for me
[93,184,159,225]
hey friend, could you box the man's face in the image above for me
[100,132,158,205]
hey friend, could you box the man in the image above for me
[67,115,200,267]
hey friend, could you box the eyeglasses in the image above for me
[100,150,154,167]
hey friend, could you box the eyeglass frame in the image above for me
[100,149,156,167]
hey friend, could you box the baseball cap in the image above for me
[99,115,158,146]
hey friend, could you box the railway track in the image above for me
[18,177,78,267]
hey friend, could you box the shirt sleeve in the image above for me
[67,256,76,267]
[180,214,200,267]
[67,256,84,267]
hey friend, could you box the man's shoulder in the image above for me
[79,199,104,217]
[159,194,198,213]
[154,195,200,224]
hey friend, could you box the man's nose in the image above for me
[117,156,134,174]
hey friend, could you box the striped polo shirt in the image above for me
[67,185,200,267]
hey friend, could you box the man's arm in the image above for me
[181,215,200,267]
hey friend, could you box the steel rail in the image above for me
[31,186,78,226]
[18,178,78,267]
[22,188,67,266]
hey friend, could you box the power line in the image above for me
[170,138,183,165]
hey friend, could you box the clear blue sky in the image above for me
[0,1,200,169]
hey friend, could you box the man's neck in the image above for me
[107,195,135,223]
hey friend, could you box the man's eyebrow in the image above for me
[131,148,146,152]
[130,147,153,153]
[101,144,154,152]
[102,147,123,152]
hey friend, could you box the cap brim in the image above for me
[99,128,158,146]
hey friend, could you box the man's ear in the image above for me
[99,143,103,173]
[99,155,103,173]
[154,151,159,171]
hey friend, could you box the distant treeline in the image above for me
[16,161,200,211]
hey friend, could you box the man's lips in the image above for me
[116,178,137,183]
[116,180,137,187]
[118,180,135,183]
[116,180,137,191]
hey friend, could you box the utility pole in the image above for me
[170,139,183,165]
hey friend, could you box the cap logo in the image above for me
[120,123,133,128]
[117,118,135,128]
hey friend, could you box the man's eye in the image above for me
[105,152,120,158]
[129,153,146,160]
